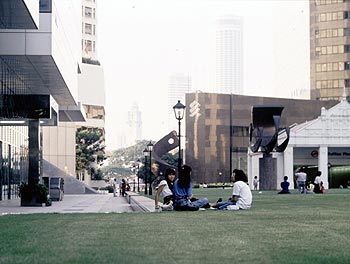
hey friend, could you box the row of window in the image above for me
[82,23,96,35]
[316,11,350,22]
[315,45,350,56]
[315,0,348,5]
[316,79,350,89]
[315,28,350,39]
[316,62,350,72]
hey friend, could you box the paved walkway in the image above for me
[0,193,133,215]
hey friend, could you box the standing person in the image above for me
[212,169,252,210]
[113,178,117,197]
[253,176,259,190]
[155,168,176,211]
[121,179,127,197]
[173,165,210,211]
[295,168,307,194]
[313,171,322,193]
[278,176,290,194]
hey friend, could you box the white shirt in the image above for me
[295,172,307,182]
[232,181,252,209]
[158,180,173,198]
[314,176,322,185]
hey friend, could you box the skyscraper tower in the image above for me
[215,15,243,95]
[310,0,350,101]
[126,102,142,146]
[167,73,192,131]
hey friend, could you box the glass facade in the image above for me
[0,58,29,200]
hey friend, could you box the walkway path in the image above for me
[0,193,133,215]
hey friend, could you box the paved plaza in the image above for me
[0,194,133,215]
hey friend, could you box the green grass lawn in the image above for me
[1,189,350,264]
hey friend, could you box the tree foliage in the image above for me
[76,128,105,180]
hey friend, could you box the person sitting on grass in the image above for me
[155,168,176,211]
[211,169,252,210]
[278,176,290,194]
[173,164,210,211]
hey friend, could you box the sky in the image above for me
[97,0,310,151]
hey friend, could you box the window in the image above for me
[327,63,333,71]
[333,80,339,88]
[316,64,322,72]
[345,79,350,87]
[85,23,92,34]
[344,28,350,36]
[327,46,333,54]
[333,45,338,54]
[344,11,349,19]
[333,62,339,71]
[327,80,333,88]
[345,62,350,70]
[316,81,321,89]
[40,0,52,13]
[85,7,92,18]
[345,45,350,53]
[86,40,92,51]
[332,29,338,37]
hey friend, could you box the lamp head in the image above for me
[173,100,186,120]
[147,141,154,152]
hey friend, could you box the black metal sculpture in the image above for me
[249,105,290,190]
[249,106,290,154]
[152,130,179,175]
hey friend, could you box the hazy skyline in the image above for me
[98,0,309,150]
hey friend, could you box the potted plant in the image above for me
[19,182,51,206]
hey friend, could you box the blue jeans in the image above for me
[174,197,209,211]
[298,181,306,194]
[216,198,237,210]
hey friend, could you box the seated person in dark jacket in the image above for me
[278,176,290,194]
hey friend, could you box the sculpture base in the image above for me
[259,154,277,190]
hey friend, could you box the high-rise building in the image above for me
[75,0,106,183]
[310,0,350,101]
[82,0,98,60]
[215,15,243,95]
[1,0,86,199]
[125,102,142,147]
[167,73,192,131]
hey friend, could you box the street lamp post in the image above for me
[136,158,140,193]
[143,148,149,195]
[147,141,154,196]
[173,100,186,173]
[132,164,136,192]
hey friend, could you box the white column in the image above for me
[247,150,253,189]
[284,146,294,189]
[318,146,329,189]
[275,152,284,190]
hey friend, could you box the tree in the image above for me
[76,128,106,180]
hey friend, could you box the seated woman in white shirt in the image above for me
[155,168,176,211]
